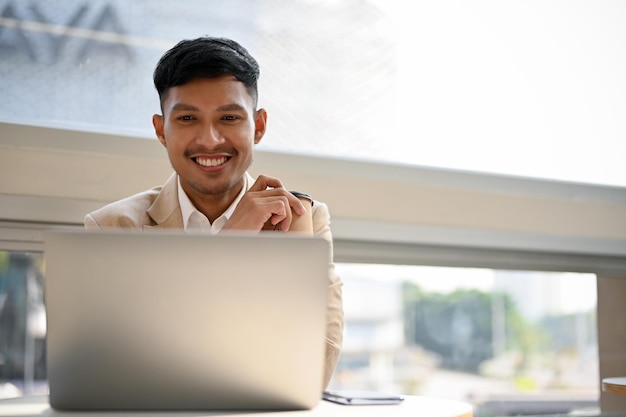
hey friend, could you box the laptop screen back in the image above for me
[44,230,329,411]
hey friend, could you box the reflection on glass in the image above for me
[330,264,598,416]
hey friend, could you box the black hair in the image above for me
[153,37,260,109]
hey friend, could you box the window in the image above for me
[0,251,601,417]
[0,251,47,399]
[1,0,625,186]
[329,263,599,416]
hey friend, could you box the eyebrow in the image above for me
[216,103,248,112]
[169,103,248,113]
[170,103,200,112]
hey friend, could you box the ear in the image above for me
[253,108,268,145]
[152,114,166,147]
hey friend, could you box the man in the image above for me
[84,37,343,388]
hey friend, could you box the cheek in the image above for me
[163,125,191,147]
[161,132,186,157]
[163,122,177,137]
[226,125,255,144]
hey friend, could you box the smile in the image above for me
[194,156,228,167]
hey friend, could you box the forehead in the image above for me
[162,75,255,112]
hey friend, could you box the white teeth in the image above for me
[196,157,226,167]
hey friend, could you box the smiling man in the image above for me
[84,37,343,388]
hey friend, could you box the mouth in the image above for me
[193,155,229,168]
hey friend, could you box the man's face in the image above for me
[153,76,266,200]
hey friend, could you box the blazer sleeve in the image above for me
[84,213,102,230]
[311,201,344,389]
[82,185,166,230]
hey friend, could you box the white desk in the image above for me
[603,377,626,396]
[0,395,472,417]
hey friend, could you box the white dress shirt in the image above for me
[177,175,248,234]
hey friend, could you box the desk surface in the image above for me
[0,395,472,417]
[602,377,626,396]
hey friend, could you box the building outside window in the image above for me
[330,264,598,416]
[0,251,46,398]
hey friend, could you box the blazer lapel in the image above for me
[144,173,183,230]
[143,171,255,230]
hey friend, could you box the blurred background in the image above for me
[2,1,625,415]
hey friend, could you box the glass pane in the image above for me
[0,251,47,399]
[0,248,602,416]
[1,0,625,187]
[329,263,599,416]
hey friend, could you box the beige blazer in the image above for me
[85,172,343,388]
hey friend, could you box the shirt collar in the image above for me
[177,175,248,233]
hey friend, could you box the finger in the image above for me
[247,175,306,216]
[267,191,305,217]
[264,197,293,231]
[248,174,285,192]
[289,194,307,216]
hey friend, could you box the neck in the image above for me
[181,177,245,223]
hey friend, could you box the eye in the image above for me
[222,115,240,121]
[177,115,195,122]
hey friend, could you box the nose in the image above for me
[198,122,225,147]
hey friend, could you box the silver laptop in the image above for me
[43,230,329,411]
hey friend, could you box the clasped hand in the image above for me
[221,175,308,232]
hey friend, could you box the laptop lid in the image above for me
[44,230,329,411]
